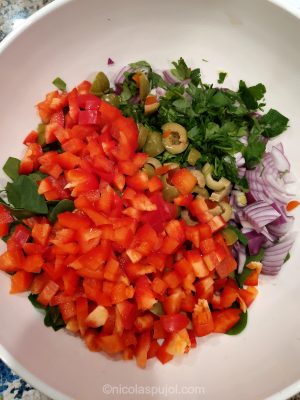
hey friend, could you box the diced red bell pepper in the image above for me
[195,277,214,301]
[171,168,197,195]
[37,280,60,306]
[10,270,33,294]
[192,299,214,337]
[215,254,237,278]
[135,331,151,368]
[134,276,157,311]
[212,308,242,333]
[185,250,210,278]
[160,314,189,333]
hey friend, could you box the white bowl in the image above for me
[1,1,300,399]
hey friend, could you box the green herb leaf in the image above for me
[217,72,227,84]
[52,77,67,91]
[246,248,265,264]
[6,175,48,214]
[48,199,75,223]
[171,57,191,80]
[129,60,151,69]
[227,224,248,246]
[260,108,289,138]
[284,252,290,263]
[226,310,248,335]
[3,157,20,181]
[28,171,48,183]
[28,293,46,310]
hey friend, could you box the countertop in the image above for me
[0,1,300,400]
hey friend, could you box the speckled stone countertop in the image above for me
[0,1,300,400]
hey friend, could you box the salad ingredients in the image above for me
[0,58,297,369]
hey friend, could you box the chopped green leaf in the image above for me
[239,80,258,110]
[28,293,46,310]
[249,83,266,101]
[227,224,248,246]
[217,71,227,84]
[284,252,290,263]
[52,77,67,91]
[260,108,289,138]
[226,310,248,335]
[44,306,66,331]
[3,157,20,181]
[171,57,191,80]
[246,248,265,264]
[6,175,48,214]
[129,60,151,69]
[48,199,75,223]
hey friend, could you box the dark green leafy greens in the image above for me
[227,224,248,246]
[236,249,265,288]
[3,157,20,181]
[6,175,48,214]
[28,294,65,331]
[48,199,75,223]
[217,72,227,84]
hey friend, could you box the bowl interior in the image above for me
[0,0,300,399]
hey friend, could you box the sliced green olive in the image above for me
[202,162,214,176]
[143,131,164,157]
[220,201,233,222]
[165,162,180,170]
[146,157,162,169]
[181,210,197,226]
[161,122,189,154]
[150,302,164,316]
[137,124,150,150]
[187,148,201,166]
[142,163,155,178]
[161,174,179,202]
[194,187,209,198]
[190,169,205,188]
[139,72,150,101]
[102,93,120,107]
[210,183,231,202]
[221,227,238,246]
[205,174,231,191]
[90,71,110,96]
[209,205,222,216]
[145,101,160,115]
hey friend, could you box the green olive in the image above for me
[161,122,188,154]
[161,174,179,202]
[181,210,197,226]
[187,148,201,166]
[90,72,110,96]
[193,187,209,198]
[102,93,120,107]
[202,162,214,176]
[205,173,231,191]
[146,157,162,169]
[145,101,160,115]
[142,163,155,178]
[143,131,165,157]
[190,169,205,188]
[139,72,150,101]
[220,201,233,222]
[221,228,238,246]
[137,124,150,150]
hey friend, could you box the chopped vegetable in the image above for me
[52,77,67,91]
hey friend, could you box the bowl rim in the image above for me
[0,0,300,399]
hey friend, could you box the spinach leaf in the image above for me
[28,294,65,331]
[6,175,48,214]
[48,199,75,223]
[260,109,289,138]
[52,77,67,91]
[3,157,20,181]
[129,60,151,69]
[226,310,248,335]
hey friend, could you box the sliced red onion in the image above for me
[155,87,166,98]
[273,142,284,153]
[114,66,134,85]
[107,57,114,65]
[283,172,296,184]
[239,136,248,145]
[267,218,294,237]
[262,232,297,275]
[234,152,245,167]
[237,210,255,230]
[271,146,290,172]
[261,227,277,242]
[243,201,281,232]
[163,70,181,84]
[245,231,266,254]
[238,167,246,178]
[237,245,247,274]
